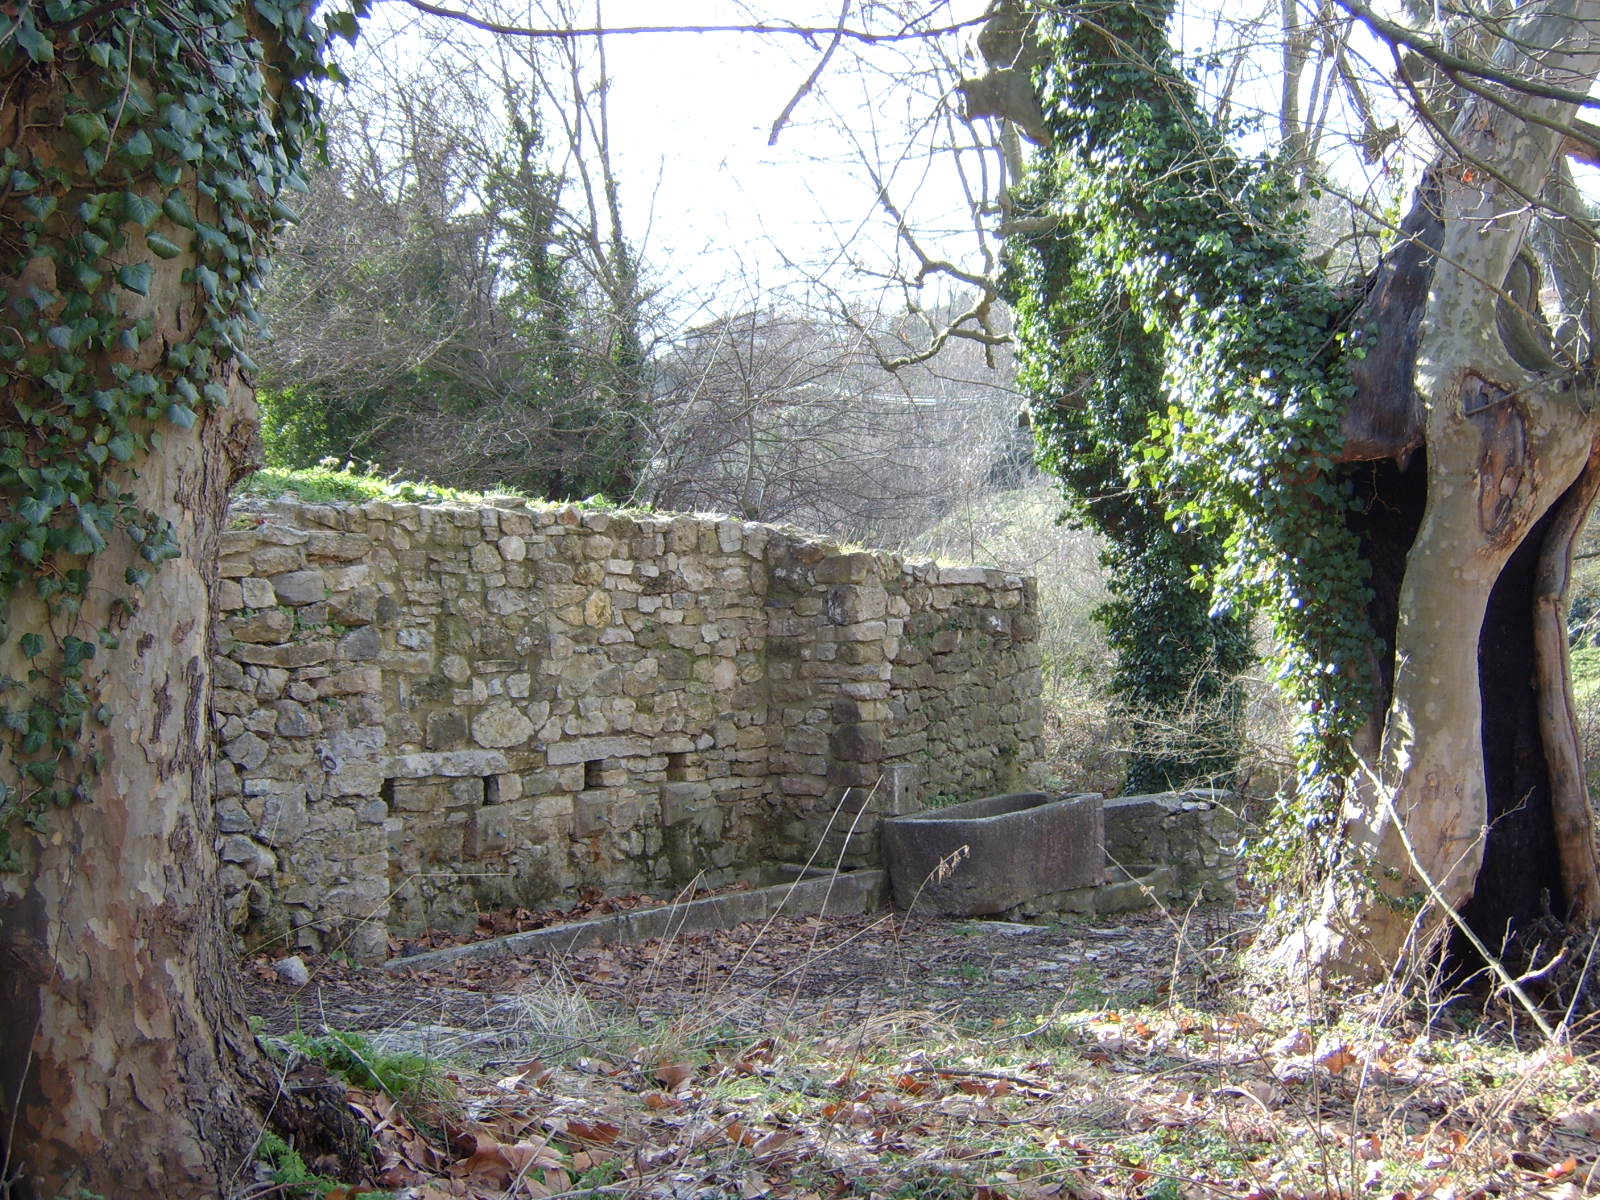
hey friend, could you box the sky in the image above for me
[344,1,996,327]
[338,0,1598,333]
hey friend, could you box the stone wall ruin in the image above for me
[213,496,1045,959]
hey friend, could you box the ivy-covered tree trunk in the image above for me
[1004,0,1600,982]
[1287,0,1600,971]
[0,363,264,1195]
[1018,264,1253,794]
[0,5,358,1194]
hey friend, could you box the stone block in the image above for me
[473,704,543,749]
[274,700,320,738]
[232,641,334,669]
[384,749,509,778]
[546,735,651,765]
[303,531,371,561]
[252,544,304,575]
[329,586,377,627]
[390,780,451,813]
[327,761,384,798]
[935,566,991,586]
[815,552,875,584]
[659,782,713,826]
[469,541,503,572]
[426,710,468,749]
[471,803,516,856]
[572,794,611,837]
[829,723,883,764]
[223,731,269,770]
[271,570,328,606]
[216,798,253,834]
[827,584,888,625]
[315,667,380,698]
[337,626,381,662]
[257,787,309,845]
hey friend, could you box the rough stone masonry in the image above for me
[213,496,1045,959]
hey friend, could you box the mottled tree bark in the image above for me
[1283,0,1600,976]
[0,4,357,1194]
[0,365,264,1195]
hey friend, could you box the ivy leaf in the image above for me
[65,112,109,146]
[120,129,155,163]
[146,232,183,259]
[12,19,54,63]
[117,262,154,296]
[121,191,160,228]
[324,7,360,41]
[18,633,43,659]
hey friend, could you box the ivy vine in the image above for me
[1008,0,1375,839]
[1016,173,1255,794]
[0,0,354,867]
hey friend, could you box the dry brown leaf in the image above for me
[957,1078,1014,1097]
[752,1128,796,1160]
[894,1073,934,1096]
[564,1118,622,1145]
[656,1061,696,1090]
[1546,1158,1579,1180]
[1315,1043,1358,1073]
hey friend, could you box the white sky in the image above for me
[340,0,1599,332]
[345,1,994,327]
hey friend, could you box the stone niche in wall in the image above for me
[212,496,1045,960]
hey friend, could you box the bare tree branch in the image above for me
[768,0,852,145]
[386,0,982,44]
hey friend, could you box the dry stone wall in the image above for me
[213,496,1044,959]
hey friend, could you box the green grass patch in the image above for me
[257,1130,382,1198]
[284,1028,447,1106]
[233,464,657,517]
[235,463,512,505]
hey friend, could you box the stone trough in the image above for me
[882,792,1104,917]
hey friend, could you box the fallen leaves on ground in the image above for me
[243,905,1600,1200]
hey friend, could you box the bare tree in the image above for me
[640,294,1031,544]
[256,14,652,498]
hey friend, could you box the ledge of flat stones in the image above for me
[382,869,889,972]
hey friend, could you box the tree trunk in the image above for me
[0,5,359,1194]
[1286,0,1600,977]
[0,366,264,1196]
